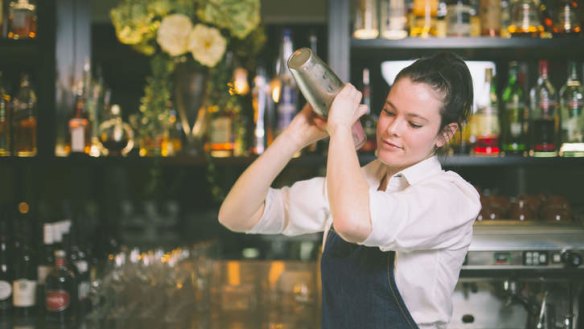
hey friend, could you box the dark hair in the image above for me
[394,52,474,135]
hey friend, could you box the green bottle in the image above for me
[501,62,527,155]
[559,61,584,156]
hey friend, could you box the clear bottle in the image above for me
[479,0,501,36]
[68,70,91,155]
[530,60,559,157]
[501,61,528,155]
[272,29,298,138]
[44,250,77,325]
[559,61,584,156]
[446,0,473,37]
[359,68,377,154]
[508,0,544,37]
[12,73,37,157]
[251,65,274,155]
[353,0,379,39]
[471,68,500,156]
[380,0,408,39]
[552,0,582,36]
[98,104,134,156]
[0,71,10,156]
[7,0,36,40]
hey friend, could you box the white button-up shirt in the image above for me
[247,156,481,328]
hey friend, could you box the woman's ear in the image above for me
[436,123,458,148]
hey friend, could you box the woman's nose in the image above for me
[386,118,402,136]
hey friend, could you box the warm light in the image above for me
[268,261,285,288]
[18,202,29,214]
[233,67,250,95]
[270,79,282,103]
[227,261,241,286]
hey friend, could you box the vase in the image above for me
[174,63,209,156]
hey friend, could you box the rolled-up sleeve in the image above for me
[247,177,330,236]
[362,172,481,251]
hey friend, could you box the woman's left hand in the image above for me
[325,83,369,136]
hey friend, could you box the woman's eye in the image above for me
[409,122,422,128]
[383,109,395,116]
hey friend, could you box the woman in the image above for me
[218,52,481,329]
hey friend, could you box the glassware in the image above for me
[12,202,37,319]
[479,0,501,36]
[446,0,473,37]
[380,0,408,39]
[501,62,528,155]
[68,72,92,155]
[470,68,500,156]
[7,0,36,40]
[353,0,379,39]
[251,65,275,155]
[411,0,439,37]
[553,0,582,36]
[45,250,77,324]
[530,60,559,157]
[272,29,299,138]
[359,68,377,153]
[559,61,584,157]
[0,218,13,317]
[98,104,134,157]
[12,73,37,157]
[0,72,10,156]
[287,47,367,149]
[508,0,544,37]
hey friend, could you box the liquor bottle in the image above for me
[12,201,37,319]
[539,0,555,38]
[559,61,584,156]
[65,219,90,316]
[446,0,473,37]
[501,61,528,155]
[380,0,408,39]
[44,250,77,324]
[272,29,298,138]
[471,68,500,156]
[68,70,91,155]
[0,71,10,156]
[359,68,377,154]
[553,0,582,36]
[251,65,274,155]
[508,0,544,37]
[530,60,559,157]
[7,0,35,40]
[0,0,5,38]
[36,202,55,314]
[410,0,439,37]
[499,0,512,38]
[353,0,379,39]
[479,0,501,36]
[0,216,13,317]
[12,73,37,157]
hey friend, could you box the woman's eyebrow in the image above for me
[385,100,429,122]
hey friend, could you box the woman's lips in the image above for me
[382,140,403,150]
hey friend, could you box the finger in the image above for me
[357,104,369,118]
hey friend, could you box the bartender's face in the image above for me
[376,77,449,171]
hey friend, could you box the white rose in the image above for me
[156,14,192,57]
[188,24,227,68]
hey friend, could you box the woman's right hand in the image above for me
[282,103,328,150]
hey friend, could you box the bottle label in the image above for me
[12,279,37,307]
[75,260,89,274]
[37,265,52,285]
[46,290,70,312]
[209,116,233,144]
[0,280,12,300]
[78,281,90,300]
[71,124,86,152]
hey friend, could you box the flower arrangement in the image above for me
[110,0,265,155]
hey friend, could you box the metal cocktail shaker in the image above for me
[287,48,367,149]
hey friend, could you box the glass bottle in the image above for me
[501,61,528,155]
[553,0,582,36]
[380,0,408,39]
[0,71,10,156]
[530,60,559,157]
[359,68,377,154]
[36,202,54,314]
[471,68,500,156]
[12,201,37,320]
[206,102,237,158]
[64,219,90,316]
[500,0,513,37]
[12,73,37,157]
[272,29,298,138]
[162,105,183,157]
[446,0,473,37]
[98,104,134,157]
[479,0,501,36]
[353,0,379,39]
[410,0,439,37]
[0,216,12,317]
[7,0,36,40]
[539,0,555,38]
[44,250,77,324]
[559,61,584,156]
[68,74,91,155]
[508,0,544,37]
[251,65,274,155]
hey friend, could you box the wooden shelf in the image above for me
[351,37,584,61]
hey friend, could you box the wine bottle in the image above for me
[12,201,37,320]
[0,214,13,317]
[44,250,77,325]
[501,62,528,155]
[529,60,559,157]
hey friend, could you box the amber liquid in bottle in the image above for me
[7,0,37,40]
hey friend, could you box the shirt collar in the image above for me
[364,156,443,187]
